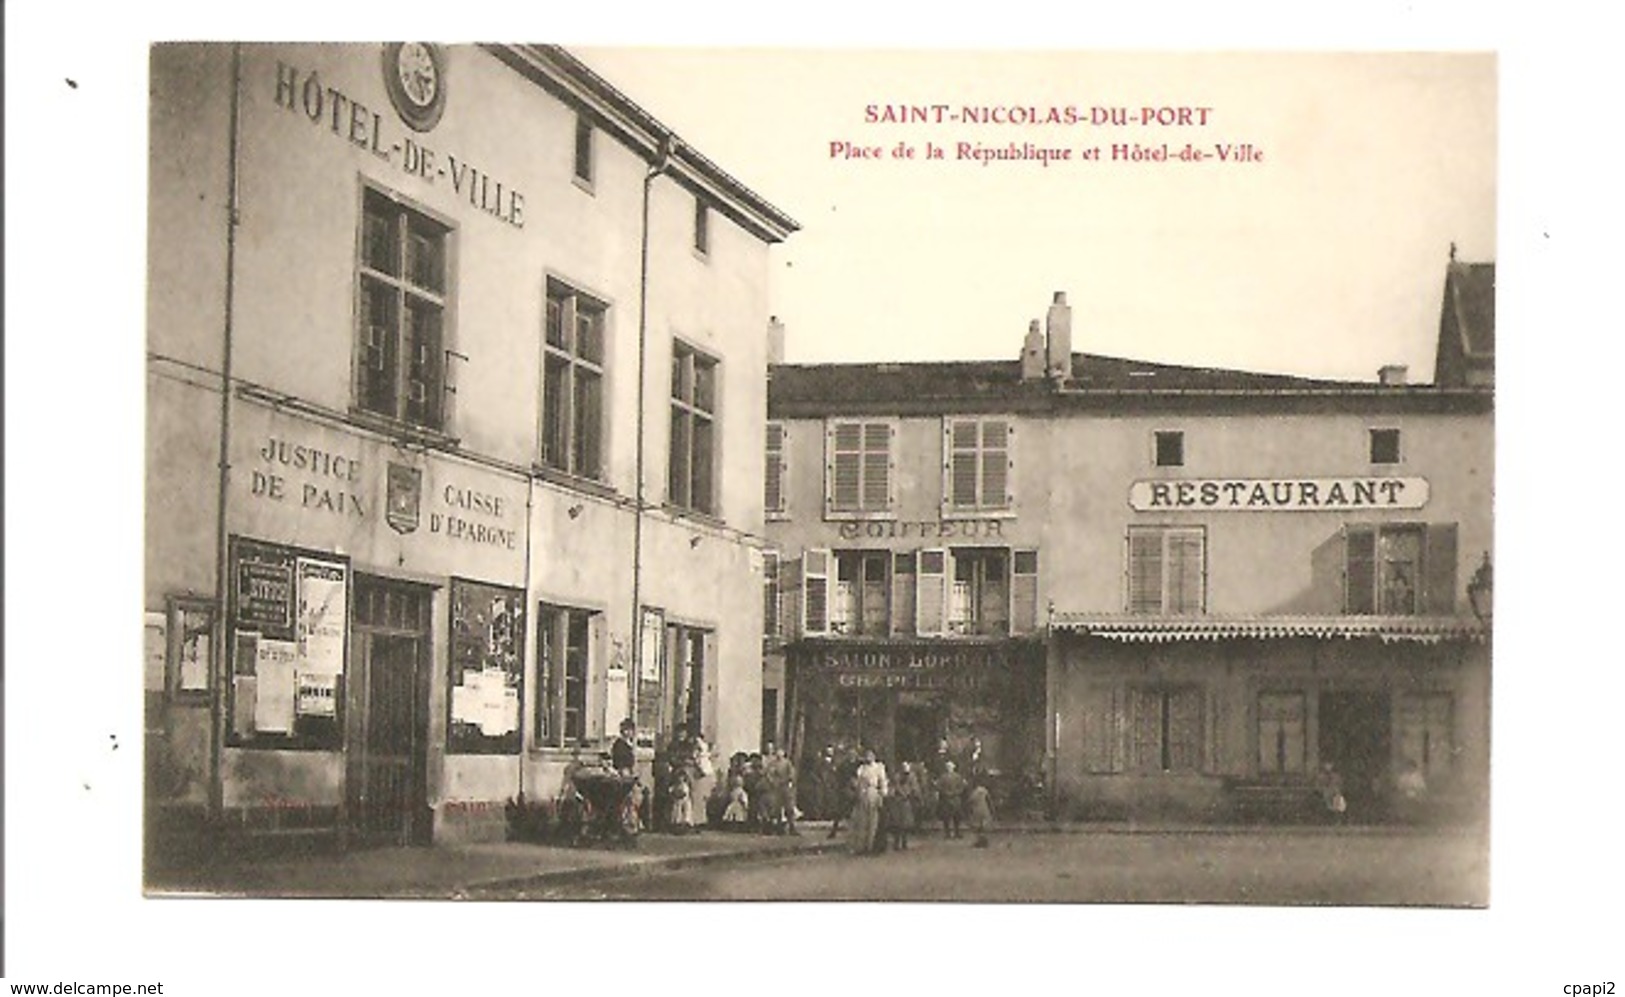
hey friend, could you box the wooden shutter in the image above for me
[1129,688,1163,772]
[981,420,1010,509]
[1166,687,1203,772]
[828,422,861,513]
[1082,685,1124,774]
[1127,531,1164,614]
[764,423,786,514]
[803,549,831,636]
[981,550,1010,635]
[1424,523,1459,615]
[862,422,891,511]
[586,613,608,741]
[1167,530,1206,615]
[890,551,917,636]
[862,553,889,635]
[761,550,781,639]
[1345,527,1376,614]
[945,419,978,511]
[916,548,948,635]
[1012,549,1039,634]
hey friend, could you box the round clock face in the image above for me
[396,43,438,108]
[382,43,447,133]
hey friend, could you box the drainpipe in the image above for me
[630,134,675,738]
[209,43,245,823]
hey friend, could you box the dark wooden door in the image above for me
[1319,690,1392,820]
[349,578,432,846]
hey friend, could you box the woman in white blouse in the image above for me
[849,749,888,855]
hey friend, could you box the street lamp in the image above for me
[1467,552,1493,626]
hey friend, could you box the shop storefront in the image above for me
[786,638,1046,792]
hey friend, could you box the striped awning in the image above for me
[1050,614,1486,644]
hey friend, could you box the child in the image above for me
[668,767,694,834]
[722,775,750,829]
[965,781,993,848]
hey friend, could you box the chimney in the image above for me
[1020,319,1045,380]
[1378,364,1408,386]
[1045,291,1072,382]
[767,315,786,366]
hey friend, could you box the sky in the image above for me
[4,2,1624,992]
[573,48,1496,381]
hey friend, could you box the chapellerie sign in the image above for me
[1129,476,1429,512]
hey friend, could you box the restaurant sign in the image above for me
[1129,476,1428,513]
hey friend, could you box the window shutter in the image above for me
[947,419,977,510]
[1346,527,1376,614]
[1129,689,1163,772]
[1424,523,1459,615]
[890,551,917,636]
[764,423,785,514]
[701,629,718,741]
[778,556,803,640]
[916,548,948,635]
[1003,422,1016,509]
[862,554,889,635]
[1082,685,1124,774]
[803,549,830,636]
[1167,530,1206,615]
[1167,687,1203,772]
[586,613,608,742]
[1127,531,1164,614]
[761,550,781,639]
[981,420,1010,509]
[1012,549,1040,634]
[859,422,891,511]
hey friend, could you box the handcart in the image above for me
[566,767,642,847]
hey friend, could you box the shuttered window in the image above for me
[1129,686,1203,773]
[949,548,1009,636]
[1257,692,1307,776]
[1126,527,1206,615]
[803,549,830,636]
[1396,693,1454,780]
[1345,524,1455,616]
[943,418,1013,513]
[833,551,891,636]
[827,420,893,515]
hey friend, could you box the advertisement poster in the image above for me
[296,558,347,676]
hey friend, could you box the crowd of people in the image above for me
[582,721,998,849]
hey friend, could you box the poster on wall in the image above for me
[227,538,348,748]
[635,607,664,747]
[448,579,525,754]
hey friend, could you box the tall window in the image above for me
[541,281,606,479]
[949,548,1009,636]
[667,623,709,736]
[832,551,890,635]
[944,418,1012,513]
[669,342,718,514]
[536,604,594,747]
[826,420,893,515]
[356,187,449,430]
[1346,524,1422,615]
[1130,686,1203,773]
[573,114,594,185]
[765,422,788,517]
[1127,527,1206,615]
[1256,692,1307,776]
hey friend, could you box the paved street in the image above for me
[485,826,1488,905]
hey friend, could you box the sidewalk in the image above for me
[145,817,1481,899]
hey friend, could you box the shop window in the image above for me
[573,113,594,185]
[1396,693,1454,781]
[667,622,711,737]
[949,548,1009,636]
[1154,430,1184,468]
[765,422,788,517]
[943,417,1013,513]
[225,538,350,750]
[1257,692,1307,776]
[1126,527,1206,615]
[541,280,606,480]
[536,603,596,748]
[1129,686,1203,773]
[448,581,524,755]
[825,419,894,517]
[669,341,719,515]
[356,186,450,432]
[832,550,891,635]
[694,198,710,256]
[1369,428,1401,465]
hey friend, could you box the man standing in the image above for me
[611,719,637,776]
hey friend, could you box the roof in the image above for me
[486,45,799,244]
[769,352,1489,417]
[1051,614,1486,644]
[1449,262,1496,357]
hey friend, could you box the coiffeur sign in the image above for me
[1129,476,1428,512]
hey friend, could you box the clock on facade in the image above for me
[382,43,447,133]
